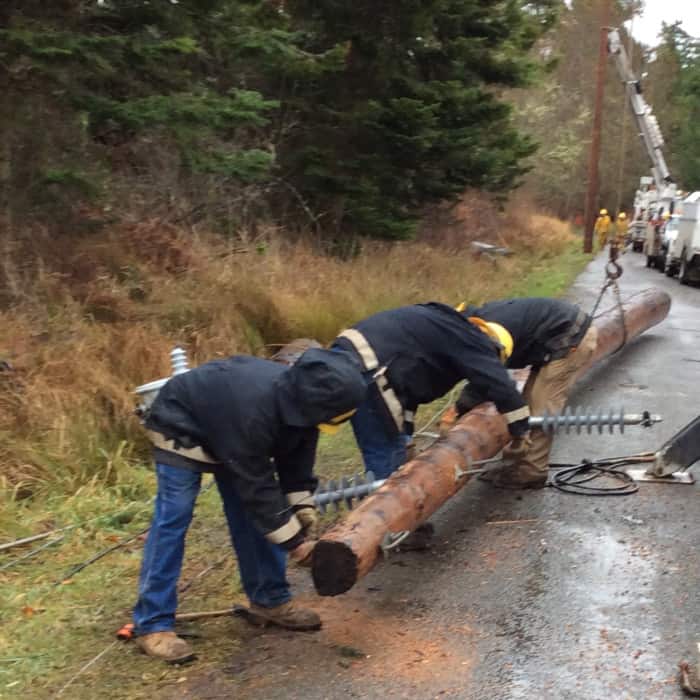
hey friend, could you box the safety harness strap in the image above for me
[146,429,218,464]
[546,310,590,356]
[338,329,406,433]
[338,329,380,370]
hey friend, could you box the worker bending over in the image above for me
[133,349,367,663]
[331,302,530,480]
[454,297,597,488]
[594,208,611,250]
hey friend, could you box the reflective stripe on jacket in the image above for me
[331,303,529,436]
[144,356,318,549]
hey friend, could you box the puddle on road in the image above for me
[500,524,667,700]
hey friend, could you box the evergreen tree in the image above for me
[279,0,560,238]
[1,1,561,239]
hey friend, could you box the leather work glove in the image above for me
[295,506,320,539]
[289,540,316,568]
[505,434,533,462]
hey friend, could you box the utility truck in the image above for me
[608,30,679,256]
[666,192,700,284]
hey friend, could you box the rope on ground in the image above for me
[0,501,151,554]
[53,478,216,586]
[53,527,150,587]
[53,640,119,698]
[0,536,65,573]
[178,553,229,594]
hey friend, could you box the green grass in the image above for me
[507,239,591,299]
[0,241,591,699]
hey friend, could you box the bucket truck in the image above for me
[607,29,678,261]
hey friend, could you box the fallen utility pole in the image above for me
[311,288,671,596]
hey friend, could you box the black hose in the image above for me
[548,456,642,496]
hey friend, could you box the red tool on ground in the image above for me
[115,606,260,642]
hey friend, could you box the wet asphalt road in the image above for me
[172,252,699,700]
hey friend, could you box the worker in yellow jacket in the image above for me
[594,209,612,250]
[614,212,629,250]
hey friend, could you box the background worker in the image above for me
[453,297,597,489]
[330,302,530,480]
[133,349,367,663]
[594,208,612,250]
[614,211,629,251]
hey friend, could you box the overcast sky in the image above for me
[629,0,700,46]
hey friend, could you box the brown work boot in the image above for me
[479,462,548,489]
[246,600,322,631]
[135,631,195,664]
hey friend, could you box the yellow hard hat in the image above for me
[485,322,514,362]
[600,209,608,216]
[618,212,626,220]
[662,212,671,219]
[468,317,513,363]
[317,408,357,435]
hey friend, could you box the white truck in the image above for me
[665,192,700,284]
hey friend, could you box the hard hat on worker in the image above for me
[618,212,627,220]
[467,316,513,363]
[485,322,514,363]
[600,209,608,216]
[317,408,357,435]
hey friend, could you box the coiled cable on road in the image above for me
[547,452,655,496]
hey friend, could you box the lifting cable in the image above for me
[589,240,627,352]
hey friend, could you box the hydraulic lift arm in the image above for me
[607,29,677,203]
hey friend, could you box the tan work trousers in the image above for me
[502,325,599,474]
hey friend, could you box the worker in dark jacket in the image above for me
[133,349,367,663]
[454,297,597,489]
[330,302,529,480]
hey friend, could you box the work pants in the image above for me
[351,396,411,479]
[133,463,289,635]
[503,326,598,474]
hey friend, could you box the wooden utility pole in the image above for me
[583,0,613,253]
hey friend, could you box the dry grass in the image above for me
[0,193,584,510]
[0,194,589,699]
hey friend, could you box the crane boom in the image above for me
[607,29,676,201]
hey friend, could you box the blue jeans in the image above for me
[351,397,411,480]
[133,463,290,635]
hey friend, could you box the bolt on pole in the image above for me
[583,0,612,254]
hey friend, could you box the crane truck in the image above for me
[607,29,678,264]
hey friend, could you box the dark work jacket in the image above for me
[144,356,317,549]
[469,298,592,369]
[332,303,529,436]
